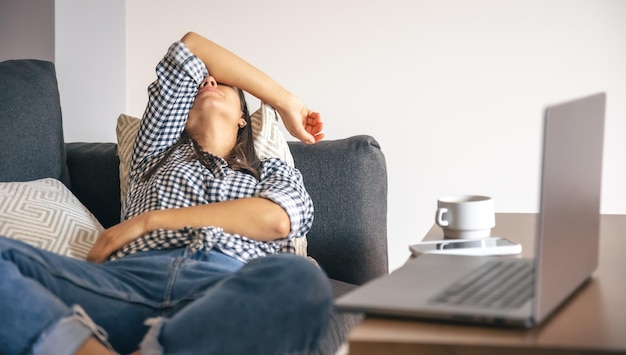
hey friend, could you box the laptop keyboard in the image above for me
[430,260,534,310]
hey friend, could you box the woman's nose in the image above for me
[201,76,217,88]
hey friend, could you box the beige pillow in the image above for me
[250,103,306,257]
[250,103,295,167]
[115,103,307,257]
[0,178,103,259]
[116,113,140,200]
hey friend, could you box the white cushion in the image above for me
[250,103,295,167]
[251,103,307,257]
[116,113,140,200]
[0,178,103,259]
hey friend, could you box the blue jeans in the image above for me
[0,236,332,354]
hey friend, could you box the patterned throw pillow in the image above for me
[250,103,295,167]
[116,113,139,200]
[0,178,103,259]
[115,103,308,257]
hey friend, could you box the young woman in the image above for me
[0,32,331,355]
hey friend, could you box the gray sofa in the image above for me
[0,59,389,354]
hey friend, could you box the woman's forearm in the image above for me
[181,31,290,111]
[145,197,291,241]
[87,198,290,263]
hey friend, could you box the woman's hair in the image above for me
[141,87,261,182]
[224,88,261,179]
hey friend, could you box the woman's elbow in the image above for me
[272,212,291,239]
[262,207,291,239]
[181,32,201,47]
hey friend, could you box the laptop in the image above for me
[335,92,606,328]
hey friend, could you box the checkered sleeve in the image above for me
[256,158,314,240]
[129,41,208,180]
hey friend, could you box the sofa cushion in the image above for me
[0,60,69,186]
[0,178,103,259]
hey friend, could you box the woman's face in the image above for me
[187,76,244,130]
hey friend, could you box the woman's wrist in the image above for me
[141,210,158,234]
[264,87,293,111]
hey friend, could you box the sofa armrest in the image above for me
[289,135,389,285]
[66,142,121,229]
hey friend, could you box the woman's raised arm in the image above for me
[181,32,324,144]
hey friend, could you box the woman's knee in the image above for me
[0,235,20,251]
[0,236,42,256]
[0,236,36,263]
[251,253,328,283]
[247,253,333,307]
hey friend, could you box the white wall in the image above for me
[55,0,126,142]
[0,0,54,62]
[61,0,626,272]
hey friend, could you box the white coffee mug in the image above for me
[435,195,495,239]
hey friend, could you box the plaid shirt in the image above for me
[109,41,314,263]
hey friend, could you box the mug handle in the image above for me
[436,207,449,227]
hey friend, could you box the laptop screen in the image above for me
[533,92,605,322]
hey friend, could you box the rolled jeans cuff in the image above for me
[139,317,165,355]
[32,305,116,355]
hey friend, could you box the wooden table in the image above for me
[347,213,626,354]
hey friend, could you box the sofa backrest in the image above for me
[66,136,390,285]
[0,59,69,185]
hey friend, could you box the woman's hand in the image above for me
[86,214,150,263]
[276,93,325,144]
